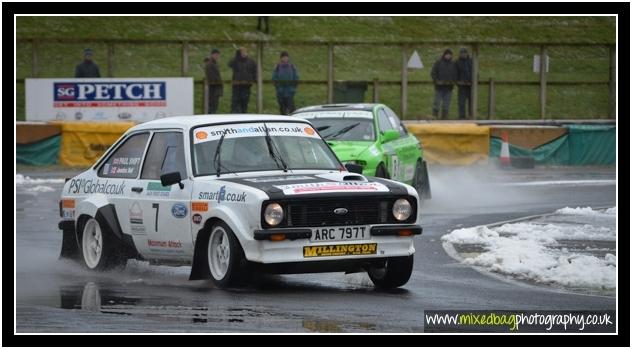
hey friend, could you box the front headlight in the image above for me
[264,203,284,226]
[392,198,412,221]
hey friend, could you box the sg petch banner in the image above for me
[25,78,194,122]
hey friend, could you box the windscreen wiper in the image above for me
[263,123,289,172]
[213,132,226,177]
[323,122,360,139]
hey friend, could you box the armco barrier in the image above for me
[406,124,490,165]
[50,121,135,167]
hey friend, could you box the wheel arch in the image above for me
[74,198,140,260]
[190,216,246,281]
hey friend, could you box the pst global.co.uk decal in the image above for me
[67,178,126,195]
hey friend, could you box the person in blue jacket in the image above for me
[272,51,299,115]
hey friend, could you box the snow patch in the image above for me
[16,174,65,185]
[555,206,617,216]
[23,185,55,193]
[442,207,616,290]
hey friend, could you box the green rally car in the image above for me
[292,103,431,200]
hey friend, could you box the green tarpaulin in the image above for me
[490,124,615,166]
[16,135,61,166]
[566,124,616,166]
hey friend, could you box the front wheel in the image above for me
[375,163,389,179]
[367,255,414,289]
[206,223,250,288]
[413,160,432,200]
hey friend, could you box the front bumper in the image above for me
[245,224,421,264]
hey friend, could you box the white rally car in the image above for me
[58,115,422,288]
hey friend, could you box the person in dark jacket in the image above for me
[228,47,257,113]
[272,51,299,115]
[74,48,101,78]
[257,16,269,34]
[205,48,223,114]
[456,48,473,119]
[430,49,458,118]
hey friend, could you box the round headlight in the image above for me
[392,198,412,221]
[264,203,284,226]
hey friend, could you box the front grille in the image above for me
[262,196,416,228]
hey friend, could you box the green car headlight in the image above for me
[392,198,412,221]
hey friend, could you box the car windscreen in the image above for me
[294,112,375,141]
[192,122,342,176]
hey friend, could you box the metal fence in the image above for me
[17,38,616,119]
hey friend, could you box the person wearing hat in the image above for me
[430,48,458,119]
[74,48,101,78]
[205,48,223,114]
[228,47,257,113]
[272,51,299,115]
[456,48,473,119]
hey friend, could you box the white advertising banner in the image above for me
[25,78,194,122]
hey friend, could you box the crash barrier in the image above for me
[16,122,62,165]
[50,121,135,167]
[406,124,490,165]
[16,121,615,167]
[488,124,615,166]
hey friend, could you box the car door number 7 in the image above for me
[152,203,159,232]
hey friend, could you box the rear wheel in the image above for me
[375,163,389,179]
[80,218,125,271]
[367,255,414,289]
[206,223,250,288]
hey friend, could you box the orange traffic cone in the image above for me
[500,131,511,166]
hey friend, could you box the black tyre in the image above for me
[375,163,389,179]
[206,222,250,288]
[367,255,414,289]
[413,160,432,200]
[80,217,126,271]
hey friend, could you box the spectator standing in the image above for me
[74,48,101,78]
[430,49,458,119]
[257,16,269,34]
[272,51,299,115]
[228,47,257,113]
[456,48,473,119]
[205,48,223,114]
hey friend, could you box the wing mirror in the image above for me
[381,129,399,143]
[160,172,184,189]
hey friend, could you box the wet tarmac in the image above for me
[15,165,617,332]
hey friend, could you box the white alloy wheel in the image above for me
[208,226,231,281]
[82,218,103,269]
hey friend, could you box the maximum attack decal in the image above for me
[198,185,247,203]
[193,122,320,144]
[275,181,390,195]
[67,178,126,195]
